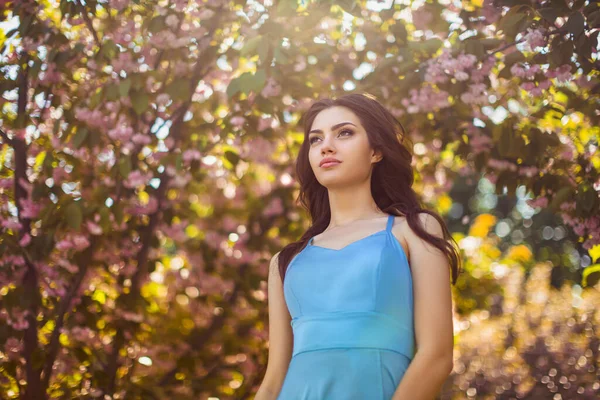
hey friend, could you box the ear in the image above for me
[371,149,383,163]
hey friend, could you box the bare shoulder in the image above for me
[390,213,446,263]
[390,215,411,263]
[269,251,282,279]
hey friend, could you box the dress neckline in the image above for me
[308,214,395,252]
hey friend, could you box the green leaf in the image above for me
[148,16,166,33]
[539,8,559,23]
[496,5,529,35]
[227,70,267,98]
[564,11,585,37]
[224,150,240,168]
[89,88,102,109]
[550,0,570,12]
[105,84,120,101]
[99,40,118,61]
[410,38,443,54]
[274,46,290,64]
[131,91,149,115]
[582,264,600,287]
[226,78,241,98]
[549,186,574,211]
[72,127,89,148]
[119,78,132,98]
[241,35,263,57]
[276,0,298,17]
[166,79,191,102]
[65,202,83,230]
[119,156,132,178]
[576,184,598,213]
[588,10,600,28]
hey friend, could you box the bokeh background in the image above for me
[0,0,599,399]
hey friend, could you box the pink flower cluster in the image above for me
[465,125,494,154]
[108,123,134,142]
[75,107,110,130]
[18,197,43,219]
[240,136,276,164]
[546,64,573,84]
[4,337,23,361]
[182,149,202,164]
[56,233,91,252]
[522,28,547,51]
[510,63,541,79]
[518,165,540,178]
[488,158,518,171]
[562,213,600,250]
[460,83,488,105]
[412,7,433,31]
[125,196,159,215]
[4,308,30,331]
[123,170,153,189]
[261,77,282,98]
[526,196,548,209]
[401,86,451,113]
[425,49,478,84]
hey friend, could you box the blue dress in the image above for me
[278,214,415,399]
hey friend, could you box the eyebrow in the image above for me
[309,122,357,135]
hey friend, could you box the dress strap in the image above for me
[385,214,395,232]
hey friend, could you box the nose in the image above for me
[320,135,336,155]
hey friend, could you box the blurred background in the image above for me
[0,0,599,399]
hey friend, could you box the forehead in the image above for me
[310,106,361,131]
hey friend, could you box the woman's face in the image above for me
[307,106,382,187]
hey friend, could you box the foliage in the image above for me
[0,0,598,398]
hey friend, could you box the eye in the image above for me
[308,129,354,145]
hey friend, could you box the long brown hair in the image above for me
[278,93,461,286]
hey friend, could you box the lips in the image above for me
[319,157,341,167]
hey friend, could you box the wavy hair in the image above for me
[278,93,461,286]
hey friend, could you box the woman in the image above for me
[256,93,460,400]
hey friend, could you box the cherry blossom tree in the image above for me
[0,0,598,398]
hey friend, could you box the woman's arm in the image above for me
[391,214,455,399]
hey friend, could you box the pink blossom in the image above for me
[86,220,103,235]
[454,71,469,81]
[183,149,202,163]
[510,64,526,78]
[1,217,22,230]
[57,258,79,273]
[401,86,451,113]
[40,62,61,84]
[518,166,539,178]
[4,337,23,361]
[72,234,90,251]
[166,14,179,29]
[132,133,152,145]
[412,8,433,31]
[523,28,547,51]
[0,178,12,189]
[258,116,275,132]
[261,77,282,98]
[526,196,548,208]
[530,87,543,96]
[230,116,245,128]
[19,233,31,247]
[19,197,43,219]
[240,136,276,164]
[123,170,152,189]
[521,82,536,91]
[294,55,307,72]
[263,197,283,217]
[108,124,134,142]
[156,93,170,106]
